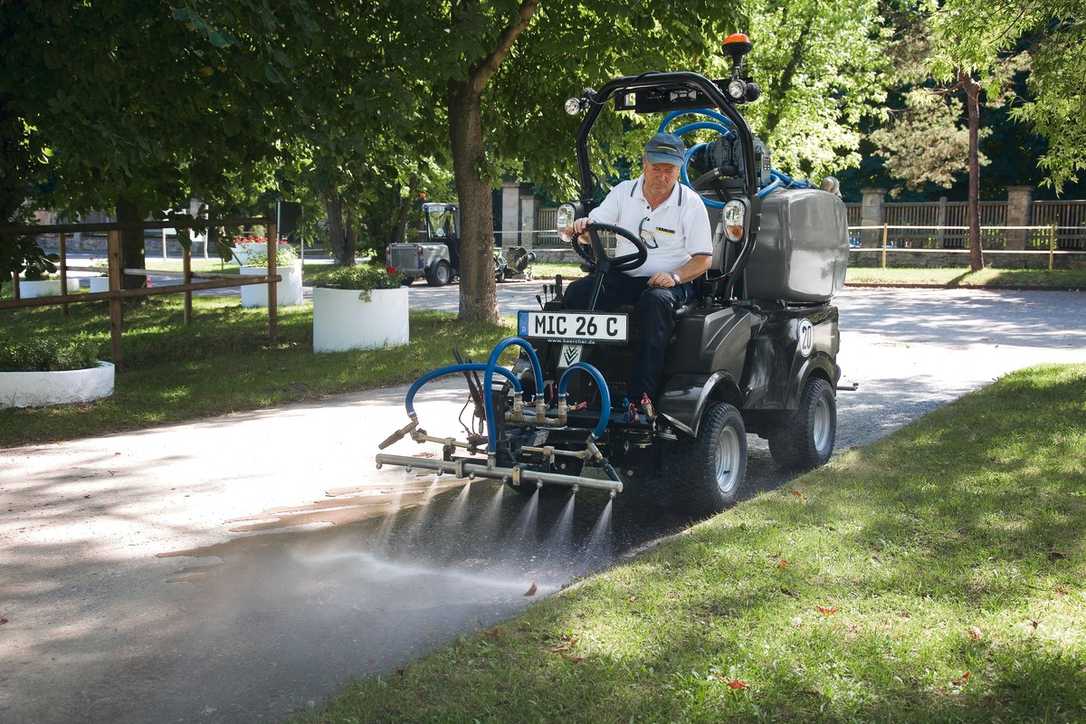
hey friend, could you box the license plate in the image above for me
[518,310,628,344]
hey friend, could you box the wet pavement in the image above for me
[2,286,1085,722]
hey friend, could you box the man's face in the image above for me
[643,159,680,198]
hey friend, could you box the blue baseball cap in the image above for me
[644,132,686,167]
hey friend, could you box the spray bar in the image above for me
[375,453,623,495]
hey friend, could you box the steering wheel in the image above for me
[569,222,648,274]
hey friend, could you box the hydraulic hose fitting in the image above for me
[511,396,525,422]
[557,395,569,425]
[534,397,547,423]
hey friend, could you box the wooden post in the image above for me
[11,267,20,301]
[1049,224,1057,271]
[107,230,124,368]
[881,223,889,269]
[266,222,278,343]
[59,232,70,316]
[183,242,193,324]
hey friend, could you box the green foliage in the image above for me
[242,245,298,267]
[317,263,403,299]
[870,88,990,193]
[1,236,57,284]
[0,337,100,372]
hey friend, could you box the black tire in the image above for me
[426,260,451,287]
[768,376,836,471]
[666,402,748,516]
[400,275,415,286]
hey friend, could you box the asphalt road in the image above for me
[1,286,1084,723]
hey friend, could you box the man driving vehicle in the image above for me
[562,132,713,414]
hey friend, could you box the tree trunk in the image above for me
[388,172,419,247]
[961,70,984,272]
[324,193,353,266]
[116,198,146,289]
[448,81,498,323]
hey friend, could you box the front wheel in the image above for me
[426,260,451,287]
[768,377,836,470]
[667,402,748,516]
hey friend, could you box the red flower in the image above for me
[386,265,398,275]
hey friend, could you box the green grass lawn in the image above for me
[0,296,513,448]
[307,363,1086,722]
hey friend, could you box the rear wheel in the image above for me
[400,275,415,286]
[667,402,748,516]
[426,260,451,287]
[767,377,836,470]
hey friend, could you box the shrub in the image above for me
[0,337,101,372]
[317,264,403,301]
[244,245,298,267]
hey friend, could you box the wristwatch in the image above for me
[669,271,681,285]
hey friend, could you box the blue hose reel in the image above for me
[656,108,810,207]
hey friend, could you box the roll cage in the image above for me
[569,72,762,302]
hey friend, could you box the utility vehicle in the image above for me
[376,34,849,514]
[387,202,535,286]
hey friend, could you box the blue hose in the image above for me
[405,363,522,418]
[557,362,611,440]
[756,178,782,199]
[483,336,545,453]
[658,108,736,135]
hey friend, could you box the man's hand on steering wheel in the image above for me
[561,219,648,274]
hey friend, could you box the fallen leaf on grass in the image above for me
[727,679,749,690]
[549,634,578,653]
[816,606,838,616]
[952,671,971,687]
[967,626,983,641]
[789,489,806,500]
[776,559,790,570]
[524,581,538,596]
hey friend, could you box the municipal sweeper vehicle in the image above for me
[376,34,849,514]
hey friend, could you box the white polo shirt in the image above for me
[588,176,713,278]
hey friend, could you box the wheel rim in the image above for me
[713,426,741,495]
[812,395,832,454]
[437,265,449,284]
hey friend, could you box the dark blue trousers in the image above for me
[563,271,692,401]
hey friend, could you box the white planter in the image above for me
[19,279,62,298]
[89,277,110,293]
[0,361,115,409]
[313,287,409,352]
[239,261,303,308]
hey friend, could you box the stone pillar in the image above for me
[860,188,886,247]
[1006,185,1033,250]
[519,193,536,252]
[500,181,519,248]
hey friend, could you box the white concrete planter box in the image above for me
[0,361,115,409]
[89,277,110,293]
[313,287,409,352]
[19,279,62,298]
[19,278,82,297]
[240,261,303,308]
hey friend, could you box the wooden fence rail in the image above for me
[1,216,279,368]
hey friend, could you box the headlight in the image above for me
[727,79,746,101]
[556,203,577,242]
[722,200,745,242]
[564,97,583,115]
